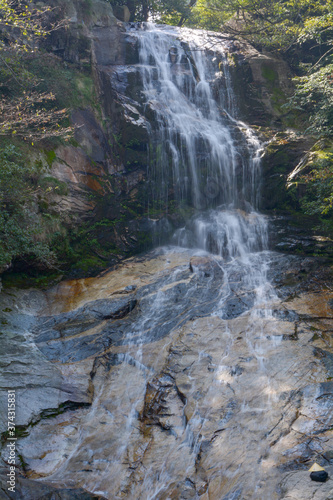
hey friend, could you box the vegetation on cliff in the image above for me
[0,1,98,278]
[0,0,71,139]
[0,144,55,270]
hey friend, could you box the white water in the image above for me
[133,22,273,313]
[90,24,281,498]
[135,23,263,213]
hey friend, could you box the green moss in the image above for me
[45,149,56,167]
[126,138,142,149]
[271,87,287,113]
[137,231,153,249]
[1,427,29,444]
[18,454,28,471]
[2,271,63,290]
[261,64,278,83]
[74,74,96,107]
[1,402,91,446]
[71,256,107,274]
[82,0,93,14]
[23,56,97,110]
[39,176,68,196]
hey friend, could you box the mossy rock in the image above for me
[262,134,315,211]
[70,256,107,276]
[261,64,278,84]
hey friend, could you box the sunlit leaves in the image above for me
[287,64,333,136]
[0,1,72,140]
[185,0,333,52]
[0,92,72,140]
[298,150,333,217]
[0,0,51,52]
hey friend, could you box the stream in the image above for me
[1,23,333,500]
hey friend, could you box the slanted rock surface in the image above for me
[1,249,333,499]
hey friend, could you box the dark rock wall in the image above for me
[28,0,157,277]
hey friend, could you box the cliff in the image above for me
[0,0,326,285]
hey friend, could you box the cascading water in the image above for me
[88,24,281,498]
[136,25,262,212]
[133,24,265,256]
[133,23,271,308]
[39,24,278,498]
[9,23,332,500]
[117,24,283,498]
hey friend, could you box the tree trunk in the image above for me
[142,0,149,21]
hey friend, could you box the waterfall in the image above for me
[134,24,262,212]
[12,23,314,500]
[129,23,266,259]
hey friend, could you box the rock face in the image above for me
[1,249,333,499]
[13,2,303,275]
[25,0,157,269]
[220,38,294,127]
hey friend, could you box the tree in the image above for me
[287,64,333,137]
[0,0,71,140]
[109,0,195,24]
[189,0,333,52]
[0,144,55,270]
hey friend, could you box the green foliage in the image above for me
[2,270,61,289]
[0,0,51,52]
[39,176,68,197]
[188,0,333,52]
[0,1,73,140]
[261,64,278,83]
[0,144,55,268]
[150,0,195,24]
[109,0,195,24]
[23,55,96,110]
[45,149,56,166]
[286,64,333,137]
[300,150,333,216]
[71,256,106,274]
[189,0,225,31]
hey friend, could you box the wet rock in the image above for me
[0,474,107,500]
[323,450,333,463]
[313,348,333,378]
[272,308,299,322]
[3,250,333,499]
[33,251,229,362]
[36,297,137,342]
[71,109,110,163]
[189,256,220,277]
[230,365,243,376]
[0,294,92,433]
[169,46,178,63]
[113,5,130,22]
[110,284,137,294]
[280,468,333,499]
[221,293,255,319]
[140,374,186,433]
[222,489,243,500]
